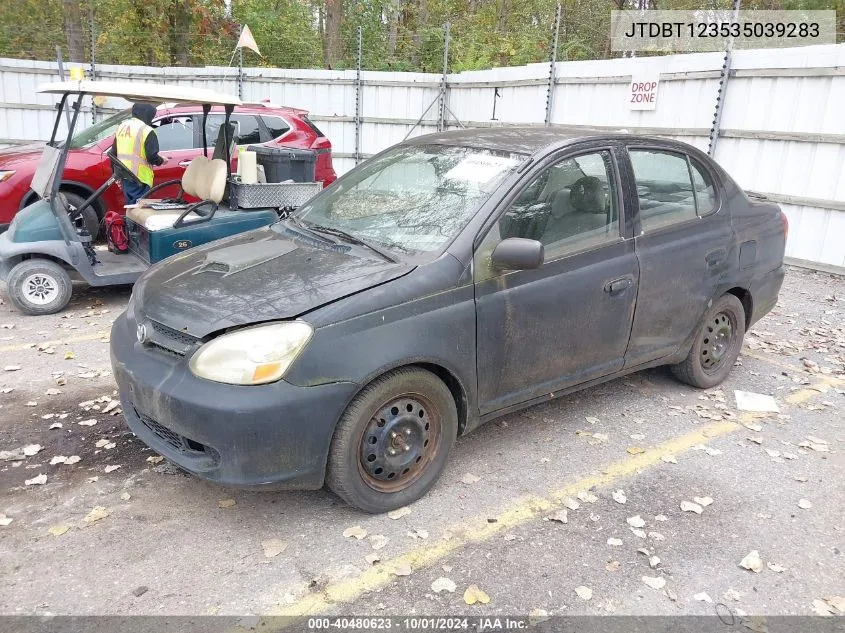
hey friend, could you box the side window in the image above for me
[690,158,717,216]
[203,114,262,147]
[474,150,620,280]
[153,116,195,151]
[629,149,698,231]
[262,116,290,140]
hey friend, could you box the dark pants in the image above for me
[121,179,151,206]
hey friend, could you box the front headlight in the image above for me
[188,322,313,385]
[0,170,16,183]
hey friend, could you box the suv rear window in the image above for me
[302,115,326,138]
[261,116,291,140]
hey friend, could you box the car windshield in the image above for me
[286,144,525,254]
[66,108,131,149]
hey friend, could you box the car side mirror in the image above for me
[491,237,544,271]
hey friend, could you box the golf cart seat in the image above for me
[126,157,227,231]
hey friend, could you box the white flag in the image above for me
[236,24,261,56]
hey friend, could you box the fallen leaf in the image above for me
[103,465,121,473]
[747,436,764,445]
[824,597,845,614]
[740,550,764,573]
[343,526,367,540]
[563,498,580,510]
[119,491,131,501]
[661,454,677,464]
[64,351,75,360]
[547,509,568,524]
[370,535,389,550]
[3,365,21,372]
[48,525,70,536]
[627,446,646,455]
[649,555,661,568]
[812,599,836,616]
[365,553,381,565]
[585,416,600,425]
[44,388,61,396]
[654,515,668,522]
[387,507,411,520]
[392,563,412,577]
[642,576,666,590]
[407,528,428,540]
[78,419,97,426]
[64,455,81,465]
[574,586,592,601]
[218,498,236,508]
[626,515,645,528]
[664,588,678,601]
[577,491,598,503]
[693,496,714,507]
[605,560,620,572]
[0,514,12,527]
[25,474,47,486]
[723,588,742,602]
[680,501,703,514]
[49,422,63,430]
[146,455,164,464]
[612,490,627,504]
[797,499,812,509]
[261,539,287,558]
[83,506,111,524]
[25,401,37,407]
[648,531,666,541]
[0,449,24,461]
[694,592,713,603]
[95,439,110,448]
[461,473,480,485]
[103,400,120,413]
[23,444,43,457]
[431,577,457,594]
[765,448,781,458]
[630,528,646,539]
[607,538,623,546]
[50,456,67,465]
[767,562,786,573]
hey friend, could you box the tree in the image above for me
[61,0,86,62]
[324,0,344,67]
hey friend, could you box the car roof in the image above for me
[160,104,307,117]
[403,127,700,156]
[38,80,241,106]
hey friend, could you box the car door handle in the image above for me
[604,276,633,294]
[178,160,192,168]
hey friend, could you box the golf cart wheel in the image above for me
[671,293,745,389]
[326,368,458,513]
[62,192,101,240]
[7,258,73,316]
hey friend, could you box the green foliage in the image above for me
[0,0,841,70]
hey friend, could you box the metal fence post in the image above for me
[88,2,97,123]
[708,0,741,157]
[437,22,450,132]
[545,4,561,127]
[56,46,71,128]
[355,26,363,165]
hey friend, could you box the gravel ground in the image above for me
[0,267,843,624]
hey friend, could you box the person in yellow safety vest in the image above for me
[112,102,168,205]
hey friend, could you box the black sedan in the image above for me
[110,129,787,512]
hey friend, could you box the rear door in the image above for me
[150,114,202,196]
[622,145,734,368]
[473,145,639,414]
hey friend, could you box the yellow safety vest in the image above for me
[115,118,155,187]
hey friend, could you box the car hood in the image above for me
[0,143,46,168]
[135,226,413,338]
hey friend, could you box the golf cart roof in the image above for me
[37,80,242,106]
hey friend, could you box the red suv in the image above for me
[0,103,337,234]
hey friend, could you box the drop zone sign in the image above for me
[629,74,660,110]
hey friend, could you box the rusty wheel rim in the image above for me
[357,394,441,493]
[701,310,735,373]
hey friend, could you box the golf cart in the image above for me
[0,80,322,315]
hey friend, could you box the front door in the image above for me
[474,147,639,415]
[150,114,202,197]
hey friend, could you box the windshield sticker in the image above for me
[444,154,518,185]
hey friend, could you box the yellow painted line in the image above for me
[0,330,109,353]
[262,377,836,621]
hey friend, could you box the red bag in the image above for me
[104,211,128,253]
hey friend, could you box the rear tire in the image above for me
[671,293,745,389]
[7,258,73,315]
[326,368,458,513]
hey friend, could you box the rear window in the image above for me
[302,115,326,138]
[261,116,291,140]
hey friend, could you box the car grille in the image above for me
[148,319,199,356]
[140,415,185,451]
[136,409,217,461]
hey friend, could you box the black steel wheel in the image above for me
[326,368,458,513]
[672,293,746,389]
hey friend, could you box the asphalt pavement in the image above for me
[0,267,843,624]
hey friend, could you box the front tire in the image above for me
[671,293,745,389]
[326,368,458,513]
[7,259,73,315]
[62,192,101,240]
